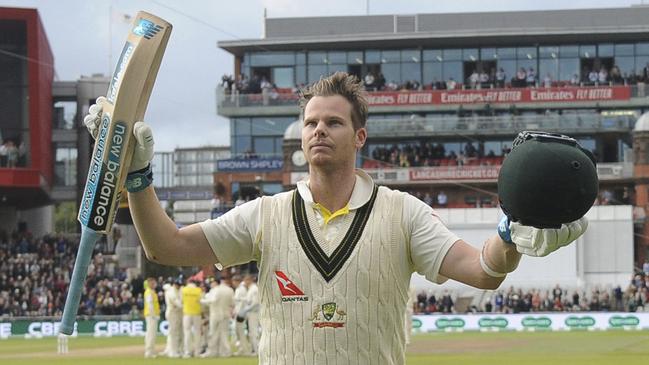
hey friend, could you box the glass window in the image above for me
[615,56,635,76]
[308,51,327,65]
[253,137,275,154]
[296,52,306,64]
[635,56,649,75]
[497,47,516,59]
[443,61,463,82]
[53,101,77,129]
[272,67,294,88]
[381,63,400,83]
[615,44,634,57]
[234,135,251,154]
[559,45,579,58]
[423,49,443,62]
[401,49,420,63]
[262,183,283,195]
[498,60,517,82]
[233,118,251,135]
[365,50,381,63]
[328,52,346,64]
[296,65,306,85]
[250,52,295,66]
[580,45,596,59]
[463,48,479,61]
[598,44,614,57]
[308,65,328,83]
[328,64,347,74]
[54,147,77,186]
[517,47,536,60]
[539,58,559,81]
[347,51,363,64]
[539,46,559,59]
[481,48,497,60]
[381,50,400,63]
[637,43,649,56]
[423,62,443,84]
[442,49,462,61]
[401,63,421,83]
[559,58,579,81]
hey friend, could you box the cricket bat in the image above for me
[59,11,172,335]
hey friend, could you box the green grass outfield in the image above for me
[1,331,648,364]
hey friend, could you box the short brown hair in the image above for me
[299,72,368,130]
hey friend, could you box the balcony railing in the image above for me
[366,113,635,137]
[217,83,649,110]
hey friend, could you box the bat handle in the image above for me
[59,226,102,335]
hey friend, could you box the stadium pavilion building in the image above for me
[216,6,649,289]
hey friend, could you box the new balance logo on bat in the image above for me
[133,19,163,39]
[275,271,309,302]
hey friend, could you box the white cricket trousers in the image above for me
[247,312,259,354]
[207,317,231,356]
[235,319,251,355]
[145,316,158,357]
[182,314,202,357]
[165,311,182,356]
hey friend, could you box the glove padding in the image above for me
[510,217,588,257]
[83,96,154,172]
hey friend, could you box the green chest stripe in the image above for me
[292,185,379,282]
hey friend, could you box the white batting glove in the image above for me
[509,217,589,257]
[83,97,154,173]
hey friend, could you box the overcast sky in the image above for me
[0,0,646,151]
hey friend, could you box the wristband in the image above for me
[126,164,153,193]
[479,246,507,278]
[497,215,514,244]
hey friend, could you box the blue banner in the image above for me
[217,158,284,172]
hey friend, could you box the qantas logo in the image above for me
[275,271,309,302]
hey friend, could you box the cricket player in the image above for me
[200,277,235,357]
[163,278,182,358]
[143,277,159,358]
[240,275,260,355]
[181,278,203,358]
[232,275,251,356]
[405,285,416,345]
[85,71,588,364]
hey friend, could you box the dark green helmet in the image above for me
[498,131,599,228]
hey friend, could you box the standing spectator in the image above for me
[543,74,552,88]
[144,277,160,359]
[514,68,527,87]
[643,261,649,276]
[423,193,433,207]
[526,67,536,86]
[5,141,18,168]
[570,73,580,86]
[181,279,203,358]
[496,68,506,88]
[446,77,457,90]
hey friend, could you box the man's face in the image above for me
[302,95,366,171]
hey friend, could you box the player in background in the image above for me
[239,275,260,355]
[232,274,251,356]
[143,277,160,358]
[200,277,235,357]
[83,71,588,364]
[181,278,203,358]
[162,277,183,358]
[405,285,417,345]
